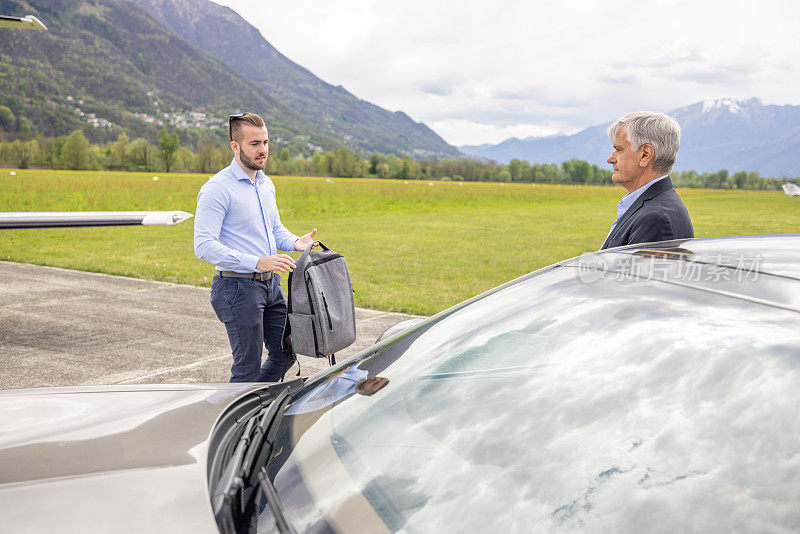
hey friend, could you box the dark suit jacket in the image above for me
[600,177,693,250]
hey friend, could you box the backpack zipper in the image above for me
[321,292,333,329]
[303,273,321,355]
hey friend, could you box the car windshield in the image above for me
[259,261,800,533]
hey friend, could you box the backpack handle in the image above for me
[298,240,328,260]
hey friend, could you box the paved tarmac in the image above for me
[0,261,422,389]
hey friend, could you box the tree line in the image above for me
[0,128,788,191]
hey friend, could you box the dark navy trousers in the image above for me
[210,274,293,382]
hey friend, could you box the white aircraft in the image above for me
[1,15,193,230]
[783,183,800,197]
[0,211,193,229]
[0,14,47,30]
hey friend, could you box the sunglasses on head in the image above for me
[229,113,246,141]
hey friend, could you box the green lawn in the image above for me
[1,169,798,314]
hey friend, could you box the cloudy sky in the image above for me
[214,0,800,147]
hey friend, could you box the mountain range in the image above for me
[2,1,797,175]
[128,0,458,157]
[0,0,458,156]
[460,98,800,177]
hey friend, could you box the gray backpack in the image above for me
[286,243,356,362]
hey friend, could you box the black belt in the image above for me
[219,271,273,281]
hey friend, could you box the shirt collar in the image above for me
[617,174,668,215]
[229,158,265,184]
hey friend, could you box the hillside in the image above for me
[127,0,459,157]
[1,0,456,157]
[0,0,341,150]
[461,98,800,176]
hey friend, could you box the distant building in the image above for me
[134,110,220,129]
[89,117,112,128]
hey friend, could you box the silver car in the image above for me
[2,235,799,533]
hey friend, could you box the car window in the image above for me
[269,267,800,533]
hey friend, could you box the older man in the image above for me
[600,111,693,250]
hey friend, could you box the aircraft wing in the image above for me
[0,211,193,229]
[0,15,47,30]
[782,183,800,197]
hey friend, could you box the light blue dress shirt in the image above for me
[606,175,669,237]
[194,159,299,272]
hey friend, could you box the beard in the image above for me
[240,150,266,171]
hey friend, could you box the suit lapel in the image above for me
[600,226,615,250]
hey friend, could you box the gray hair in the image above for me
[607,111,681,174]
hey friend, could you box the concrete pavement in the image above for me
[0,260,422,389]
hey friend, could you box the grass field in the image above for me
[1,169,798,315]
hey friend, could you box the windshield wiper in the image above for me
[212,385,297,534]
[257,466,295,533]
[241,386,293,482]
[212,416,258,533]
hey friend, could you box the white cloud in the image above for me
[214,0,800,146]
[430,119,561,147]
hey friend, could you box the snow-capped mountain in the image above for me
[460,98,800,176]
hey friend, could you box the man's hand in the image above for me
[256,254,296,273]
[294,228,318,251]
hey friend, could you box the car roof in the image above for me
[600,234,800,277]
[557,234,800,314]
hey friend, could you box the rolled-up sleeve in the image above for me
[194,183,260,271]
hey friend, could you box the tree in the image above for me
[508,159,524,181]
[11,139,38,168]
[331,148,358,177]
[194,138,217,173]
[400,157,411,180]
[543,163,561,183]
[157,128,180,172]
[368,153,383,175]
[61,130,91,169]
[17,116,33,138]
[311,151,333,175]
[54,136,67,163]
[175,146,194,172]
[113,132,130,168]
[387,154,403,178]
[266,153,280,175]
[570,159,592,183]
[130,138,154,171]
[38,136,58,168]
[733,171,747,189]
[591,164,605,184]
[0,105,14,131]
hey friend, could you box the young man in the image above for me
[601,111,693,250]
[194,113,317,382]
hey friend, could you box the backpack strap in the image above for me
[286,269,293,313]
[280,314,297,366]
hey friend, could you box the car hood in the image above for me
[0,383,264,534]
